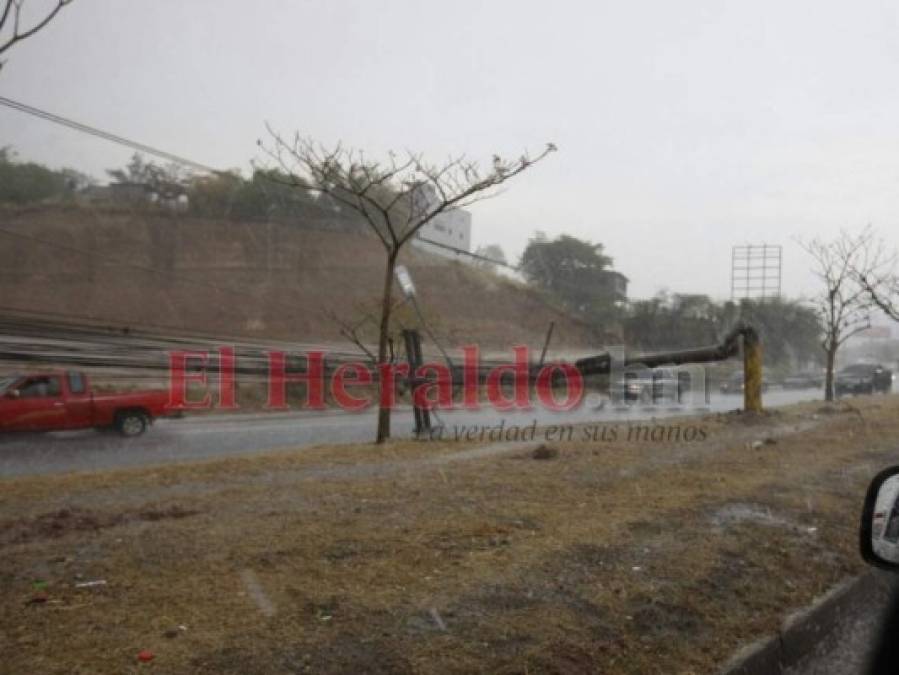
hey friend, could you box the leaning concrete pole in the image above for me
[741,326,763,413]
[574,321,764,413]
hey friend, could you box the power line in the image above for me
[0,95,220,173]
[415,234,519,270]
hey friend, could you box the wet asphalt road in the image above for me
[0,389,825,477]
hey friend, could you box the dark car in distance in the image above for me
[834,363,893,396]
[782,370,824,390]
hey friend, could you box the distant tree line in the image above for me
[0,147,92,203]
[519,232,625,335]
[0,151,369,232]
[624,292,823,369]
[519,231,822,369]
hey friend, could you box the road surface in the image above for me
[786,573,899,675]
[0,388,827,477]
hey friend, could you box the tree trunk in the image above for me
[824,345,836,402]
[375,249,399,443]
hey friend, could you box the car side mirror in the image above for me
[5,389,20,399]
[860,465,899,570]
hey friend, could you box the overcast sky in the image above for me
[2,0,898,300]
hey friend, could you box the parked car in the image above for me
[719,371,770,395]
[782,370,824,390]
[0,371,175,436]
[834,363,893,396]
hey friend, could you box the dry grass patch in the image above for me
[2,396,899,673]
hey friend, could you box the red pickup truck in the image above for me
[0,371,174,437]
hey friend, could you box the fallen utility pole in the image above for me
[574,323,763,413]
[1,312,764,415]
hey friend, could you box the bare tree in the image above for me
[0,0,72,71]
[261,130,555,442]
[799,227,890,400]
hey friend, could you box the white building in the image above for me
[409,184,472,258]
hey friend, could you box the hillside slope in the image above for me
[0,205,598,352]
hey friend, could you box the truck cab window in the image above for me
[67,372,86,394]
[19,376,61,398]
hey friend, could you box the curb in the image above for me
[718,571,893,675]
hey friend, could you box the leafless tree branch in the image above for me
[258,129,556,253]
[322,307,377,363]
[859,274,899,322]
[0,0,72,69]
[854,241,899,323]
[322,295,413,365]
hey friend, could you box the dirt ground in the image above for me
[3,396,899,674]
[0,204,597,350]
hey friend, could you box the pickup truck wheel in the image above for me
[117,412,147,438]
